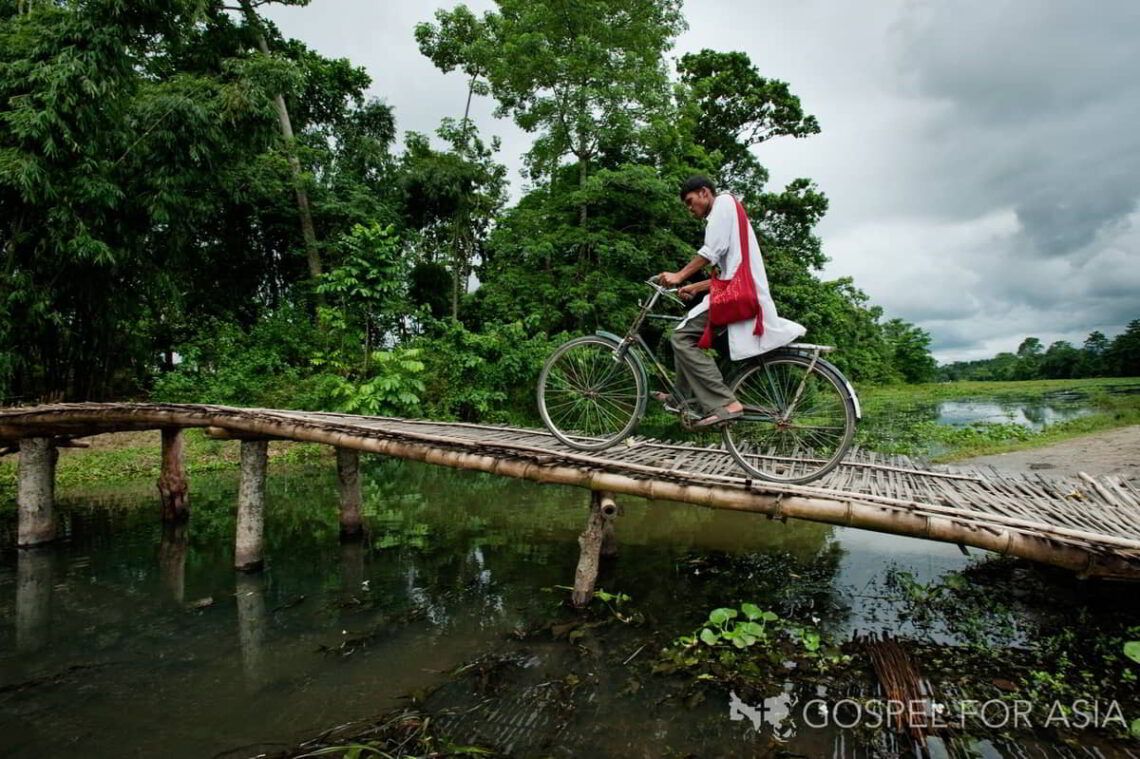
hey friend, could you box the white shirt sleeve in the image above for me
[696,194,734,269]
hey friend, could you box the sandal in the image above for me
[651,391,673,403]
[692,405,743,428]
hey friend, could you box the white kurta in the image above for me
[678,193,806,360]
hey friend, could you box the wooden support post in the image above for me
[158,428,190,522]
[16,547,54,652]
[235,440,268,572]
[18,437,57,546]
[571,491,617,608]
[336,447,363,538]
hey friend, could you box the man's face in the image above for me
[682,187,714,219]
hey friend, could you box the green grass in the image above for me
[860,376,1140,404]
[856,376,1140,462]
[0,428,329,507]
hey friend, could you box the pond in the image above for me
[855,385,1135,458]
[0,459,1136,757]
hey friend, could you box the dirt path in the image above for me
[958,425,1140,481]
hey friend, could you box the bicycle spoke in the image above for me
[724,356,854,483]
[539,338,643,449]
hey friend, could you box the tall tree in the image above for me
[418,0,685,233]
[1041,340,1081,379]
[1107,320,1140,377]
[882,318,937,383]
[676,49,819,195]
[1080,330,1110,377]
[399,120,506,319]
[235,0,323,284]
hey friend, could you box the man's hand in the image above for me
[657,271,685,287]
[678,283,700,301]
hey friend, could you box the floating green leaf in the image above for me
[708,607,738,626]
[740,602,762,621]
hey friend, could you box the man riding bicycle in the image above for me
[657,176,806,428]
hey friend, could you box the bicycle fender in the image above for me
[809,355,862,420]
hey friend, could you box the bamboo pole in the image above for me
[336,447,363,538]
[158,428,189,521]
[235,440,268,572]
[17,437,56,546]
[601,508,619,558]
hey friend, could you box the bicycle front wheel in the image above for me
[722,352,856,484]
[537,336,645,451]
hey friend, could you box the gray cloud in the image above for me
[892,1,1140,256]
[264,0,1140,363]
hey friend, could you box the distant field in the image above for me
[855,376,1140,461]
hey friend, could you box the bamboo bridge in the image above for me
[3,403,1140,593]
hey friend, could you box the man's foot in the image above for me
[692,403,744,429]
[653,391,687,415]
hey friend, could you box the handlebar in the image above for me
[644,277,687,307]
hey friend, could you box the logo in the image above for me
[728,692,1130,733]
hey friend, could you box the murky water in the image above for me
[0,459,1136,757]
[857,387,1128,458]
[936,398,1091,430]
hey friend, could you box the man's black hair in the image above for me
[679,175,716,200]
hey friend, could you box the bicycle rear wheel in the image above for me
[722,351,856,484]
[537,336,644,450]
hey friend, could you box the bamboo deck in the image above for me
[2,403,1139,580]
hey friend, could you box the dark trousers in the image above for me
[669,311,736,414]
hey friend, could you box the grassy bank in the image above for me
[0,429,328,505]
[857,376,1140,461]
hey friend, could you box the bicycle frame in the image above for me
[608,282,690,412]
[601,280,853,427]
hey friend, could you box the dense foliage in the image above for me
[3,0,945,420]
[939,321,1140,381]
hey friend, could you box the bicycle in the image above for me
[536,278,862,484]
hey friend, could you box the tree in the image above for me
[676,50,819,195]
[399,120,506,320]
[882,318,937,383]
[1040,340,1081,379]
[0,0,213,399]
[0,0,399,400]
[1080,330,1110,377]
[236,0,324,285]
[1013,336,1044,380]
[417,0,685,232]
[1107,320,1140,377]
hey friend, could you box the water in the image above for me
[936,397,1091,430]
[857,388,1114,458]
[0,459,1135,757]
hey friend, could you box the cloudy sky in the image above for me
[263,1,1140,362]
